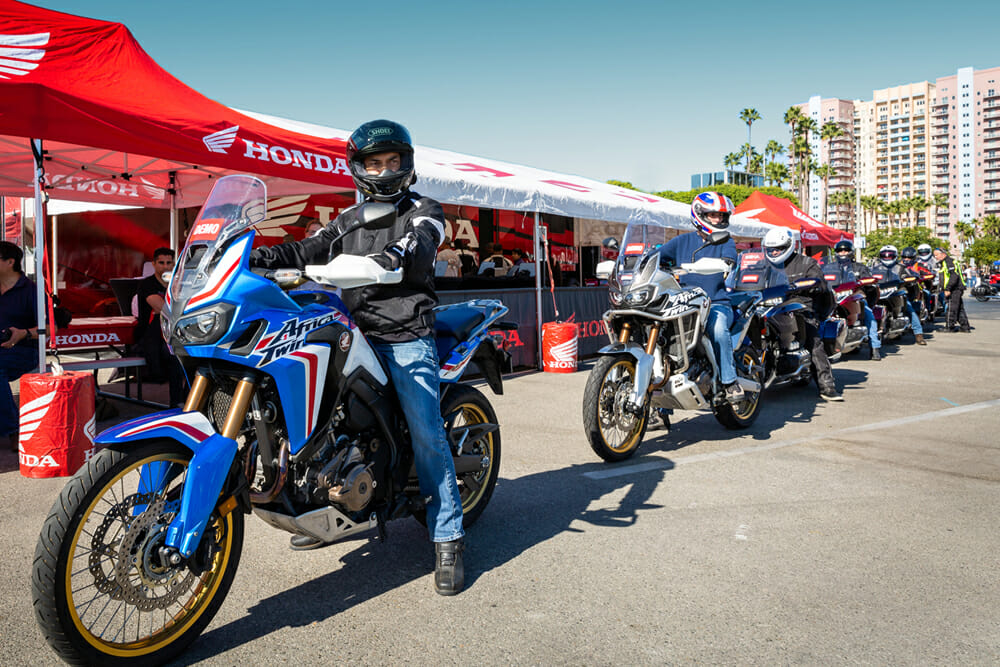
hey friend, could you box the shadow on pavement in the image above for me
[178,462,667,664]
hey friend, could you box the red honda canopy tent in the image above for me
[0,0,354,209]
[0,0,357,366]
[733,191,851,246]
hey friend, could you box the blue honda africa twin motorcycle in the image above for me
[32,175,513,666]
[730,251,844,387]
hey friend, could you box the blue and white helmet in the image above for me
[691,191,734,236]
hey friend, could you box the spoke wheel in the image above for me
[33,440,243,666]
[583,356,648,462]
[414,384,501,529]
[714,345,765,429]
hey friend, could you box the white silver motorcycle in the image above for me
[582,224,765,462]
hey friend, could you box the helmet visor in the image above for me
[880,250,897,261]
[766,245,789,260]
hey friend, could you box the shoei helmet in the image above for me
[878,245,898,266]
[346,119,415,201]
[916,243,933,261]
[763,228,795,266]
[690,191,734,236]
[900,246,917,267]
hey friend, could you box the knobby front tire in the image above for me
[583,355,649,462]
[32,439,244,666]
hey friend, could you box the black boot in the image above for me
[434,539,465,596]
[289,534,331,551]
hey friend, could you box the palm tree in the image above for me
[932,192,948,227]
[907,196,929,228]
[790,134,811,208]
[860,195,881,234]
[748,152,764,176]
[980,213,1000,239]
[740,108,761,168]
[723,152,742,170]
[814,164,836,222]
[796,117,819,209]
[765,140,785,167]
[954,220,977,246]
[765,161,790,188]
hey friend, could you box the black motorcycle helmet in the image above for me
[834,240,853,263]
[346,119,416,202]
[900,246,917,267]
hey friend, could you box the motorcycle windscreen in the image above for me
[820,259,857,285]
[612,223,671,288]
[730,250,790,292]
[169,175,268,314]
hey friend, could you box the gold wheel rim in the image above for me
[64,452,235,658]
[599,360,643,454]
[452,402,495,512]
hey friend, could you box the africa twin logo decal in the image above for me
[0,32,49,79]
[203,126,240,153]
[254,312,350,365]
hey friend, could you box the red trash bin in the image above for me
[18,371,97,478]
[541,321,578,373]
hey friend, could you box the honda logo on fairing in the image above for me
[203,126,239,153]
[0,32,49,79]
[202,126,350,175]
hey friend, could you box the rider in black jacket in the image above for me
[762,229,843,401]
[251,120,466,596]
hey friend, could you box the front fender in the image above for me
[96,409,239,557]
[596,341,647,361]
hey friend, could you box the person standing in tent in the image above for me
[135,248,187,408]
[249,119,466,596]
[0,241,39,451]
[657,192,744,403]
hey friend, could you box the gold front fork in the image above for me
[221,377,257,440]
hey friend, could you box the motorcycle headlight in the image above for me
[879,288,895,299]
[835,289,853,301]
[624,288,653,307]
[609,286,624,306]
[173,304,235,345]
[761,297,783,307]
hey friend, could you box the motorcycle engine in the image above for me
[688,358,713,397]
[298,434,383,513]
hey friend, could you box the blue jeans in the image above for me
[707,303,736,385]
[372,337,464,543]
[905,300,923,336]
[0,345,39,436]
[862,303,881,350]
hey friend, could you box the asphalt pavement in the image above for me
[2,301,998,665]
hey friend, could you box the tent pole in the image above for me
[31,139,47,370]
[534,211,542,371]
[52,215,58,293]
[168,171,178,251]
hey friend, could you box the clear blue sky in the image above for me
[37,0,1000,192]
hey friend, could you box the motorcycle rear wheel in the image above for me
[582,355,649,462]
[976,295,989,302]
[32,440,243,666]
[414,384,501,529]
[714,345,765,429]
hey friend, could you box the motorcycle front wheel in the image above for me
[582,355,649,462]
[32,439,244,666]
[714,345,765,429]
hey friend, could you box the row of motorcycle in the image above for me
[582,223,940,462]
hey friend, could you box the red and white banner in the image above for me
[734,191,851,246]
[2,195,21,243]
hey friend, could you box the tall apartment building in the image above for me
[792,65,1000,247]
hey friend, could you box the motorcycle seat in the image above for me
[434,306,486,360]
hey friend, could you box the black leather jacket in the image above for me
[250,191,446,344]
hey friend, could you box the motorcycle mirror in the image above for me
[708,230,731,245]
[602,237,620,251]
[358,202,397,230]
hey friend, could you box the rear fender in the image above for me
[471,337,509,395]
[95,409,238,557]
